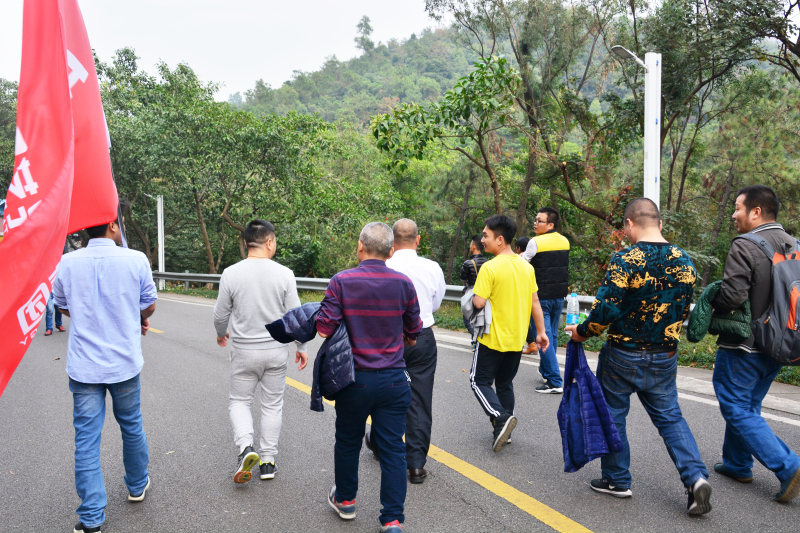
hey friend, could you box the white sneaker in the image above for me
[687,478,712,515]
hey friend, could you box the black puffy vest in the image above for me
[530,231,570,300]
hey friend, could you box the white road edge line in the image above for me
[437,341,800,427]
[678,392,800,427]
[157,296,216,308]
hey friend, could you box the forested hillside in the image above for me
[2,1,800,297]
[230,25,479,127]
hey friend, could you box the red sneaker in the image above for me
[380,520,403,532]
[45,330,53,336]
[57,325,66,332]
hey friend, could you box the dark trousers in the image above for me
[332,369,411,524]
[469,343,522,419]
[403,327,437,469]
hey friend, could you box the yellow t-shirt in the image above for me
[473,253,538,352]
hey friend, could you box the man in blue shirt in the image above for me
[53,214,157,533]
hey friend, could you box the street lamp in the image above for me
[611,45,662,209]
[143,193,166,290]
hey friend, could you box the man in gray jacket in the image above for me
[214,219,308,484]
[712,185,800,502]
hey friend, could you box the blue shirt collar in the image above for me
[87,238,118,247]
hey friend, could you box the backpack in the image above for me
[736,233,800,365]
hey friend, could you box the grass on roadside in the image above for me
[158,286,800,386]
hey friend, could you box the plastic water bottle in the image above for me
[566,293,580,327]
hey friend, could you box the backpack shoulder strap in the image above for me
[735,233,779,263]
[471,259,478,277]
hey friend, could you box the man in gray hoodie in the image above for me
[213,219,308,484]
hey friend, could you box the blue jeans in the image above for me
[529,298,563,387]
[70,374,150,528]
[712,348,800,482]
[597,343,708,488]
[332,369,411,525]
[46,292,62,330]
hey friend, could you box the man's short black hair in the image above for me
[484,214,517,245]
[84,198,128,238]
[470,234,484,252]
[737,184,779,221]
[85,222,111,239]
[245,219,275,247]
[623,197,661,228]
[538,207,560,227]
[515,236,530,252]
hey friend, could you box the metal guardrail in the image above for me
[152,271,468,303]
[153,270,693,326]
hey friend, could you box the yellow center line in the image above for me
[284,376,592,533]
[149,328,164,334]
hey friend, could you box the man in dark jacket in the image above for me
[317,222,423,533]
[566,198,712,515]
[459,235,487,335]
[711,185,800,502]
[521,207,570,393]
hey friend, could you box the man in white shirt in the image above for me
[365,218,445,484]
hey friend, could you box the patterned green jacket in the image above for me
[576,241,697,351]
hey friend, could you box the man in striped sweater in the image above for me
[317,222,423,533]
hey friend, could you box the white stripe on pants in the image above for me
[229,345,289,464]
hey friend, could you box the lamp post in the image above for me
[611,45,662,209]
[156,195,165,290]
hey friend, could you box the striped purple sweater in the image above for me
[316,259,423,370]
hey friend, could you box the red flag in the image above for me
[0,0,118,398]
[62,0,117,233]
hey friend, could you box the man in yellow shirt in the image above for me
[471,215,549,452]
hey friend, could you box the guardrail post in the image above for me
[184,270,190,291]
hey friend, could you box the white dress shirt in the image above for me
[521,238,538,262]
[386,248,446,329]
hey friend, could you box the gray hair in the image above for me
[359,222,394,258]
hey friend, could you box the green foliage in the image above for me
[235,28,477,127]
[0,79,18,192]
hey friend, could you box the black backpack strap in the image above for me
[735,233,779,263]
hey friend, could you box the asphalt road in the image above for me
[1,295,799,533]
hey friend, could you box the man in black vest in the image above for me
[521,207,570,393]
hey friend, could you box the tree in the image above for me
[372,55,520,214]
[355,15,375,52]
[0,79,18,192]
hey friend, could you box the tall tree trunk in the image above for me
[446,178,473,283]
[192,187,217,278]
[515,146,537,237]
[214,231,227,273]
[700,163,736,287]
[125,209,154,267]
[238,232,246,259]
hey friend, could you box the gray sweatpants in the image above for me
[229,345,289,464]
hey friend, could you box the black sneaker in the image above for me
[260,461,276,480]
[128,476,150,502]
[687,478,712,515]
[364,430,380,461]
[589,478,632,498]
[234,445,259,484]
[492,413,517,452]
[535,381,563,394]
[74,522,101,533]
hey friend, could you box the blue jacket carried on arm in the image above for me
[265,302,355,412]
[557,341,623,472]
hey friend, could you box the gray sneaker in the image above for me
[234,446,259,484]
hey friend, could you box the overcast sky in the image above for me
[0,0,443,100]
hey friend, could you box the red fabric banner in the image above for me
[0,0,118,398]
